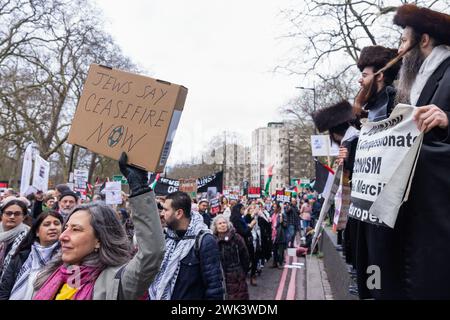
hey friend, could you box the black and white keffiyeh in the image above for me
[9,241,60,300]
[148,212,208,300]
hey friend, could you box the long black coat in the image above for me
[217,229,249,300]
[397,55,450,299]
[355,86,406,300]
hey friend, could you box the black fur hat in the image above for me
[357,46,399,72]
[393,4,450,46]
[311,100,354,133]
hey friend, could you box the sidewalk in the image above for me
[305,254,333,300]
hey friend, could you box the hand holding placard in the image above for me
[119,152,150,197]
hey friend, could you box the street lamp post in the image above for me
[296,86,317,134]
[279,138,291,187]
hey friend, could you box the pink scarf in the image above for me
[271,213,278,242]
[33,265,103,300]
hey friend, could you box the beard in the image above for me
[395,46,425,104]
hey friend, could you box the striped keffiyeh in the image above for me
[148,212,208,300]
[9,241,59,300]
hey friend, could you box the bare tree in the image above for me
[277,0,449,80]
[0,0,140,187]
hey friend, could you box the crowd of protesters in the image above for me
[0,3,448,301]
[0,158,322,300]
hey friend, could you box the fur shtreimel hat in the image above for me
[357,46,399,72]
[311,100,354,133]
[393,4,450,46]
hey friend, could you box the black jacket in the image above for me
[0,249,31,300]
[398,55,450,299]
[171,233,225,300]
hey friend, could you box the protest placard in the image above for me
[310,135,339,157]
[248,187,260,199]
[179,179,197,199]
[68,64,188,172]
[20,143,34,195]
[349,104,423,228]
[32,155,50,192]
[275,189,290,203]
[103,181,122,205]
[209,197,221,215]
[73,169,89,199]
[311,165,342,254]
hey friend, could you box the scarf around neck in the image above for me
[0,223,29,243]
[410,45,450,106]
[0,223,29,278]
[148,212,208,300]
[9,241,60,300]
[33,264,103,300]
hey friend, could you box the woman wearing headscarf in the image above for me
[0,197,30,281]
[30,152,165,300]
[211,215,249,300]
[0,211,63,299]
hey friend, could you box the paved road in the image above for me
[248,243,306,300]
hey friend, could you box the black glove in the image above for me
[119,152,151,197]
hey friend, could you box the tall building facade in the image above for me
[251,122,314,195]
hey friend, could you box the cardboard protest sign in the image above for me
[32,155,50,193]
[349,105,423,228]
[179,179,197,199]
[310,135,339,157]
[68,64,188,172]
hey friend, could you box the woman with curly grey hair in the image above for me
[31,152,165,300]
[211,215,250,300]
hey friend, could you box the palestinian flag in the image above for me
[313,159,335,196]
[86,183,93,200]
[264,164,274,197]
[150,173,160,190]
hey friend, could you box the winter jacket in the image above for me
[216,230,249,300]
[0,249,31,299]
[171,233,225,300]
[89,191,165,300]
[398,54,450,299]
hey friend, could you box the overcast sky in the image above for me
[94,0,303,166]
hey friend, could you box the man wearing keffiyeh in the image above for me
[148,191,225,300]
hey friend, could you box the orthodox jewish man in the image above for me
[389,4,450,299]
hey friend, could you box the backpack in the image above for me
[194,229,212,257]
[193,229,228,300]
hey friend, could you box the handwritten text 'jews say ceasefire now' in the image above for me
[83,71,170,128]
[83,71,173,154]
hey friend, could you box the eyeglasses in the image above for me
[3,211,23,217]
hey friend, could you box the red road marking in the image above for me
[286,255,297,300]
[275,252,290,300]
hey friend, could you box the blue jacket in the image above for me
[171,233,225,300]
